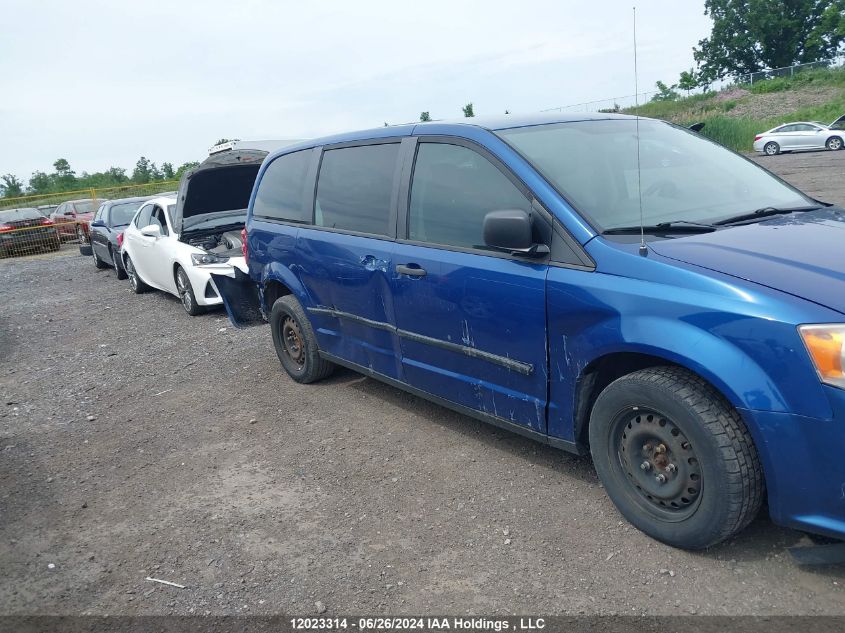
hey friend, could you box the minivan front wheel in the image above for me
[270,295,334,384]
[589,366,763,549]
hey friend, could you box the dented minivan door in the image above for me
[390,139,550,434]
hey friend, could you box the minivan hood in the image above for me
[648,207,845,315]
[173,149,266,235]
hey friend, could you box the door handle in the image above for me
[395,264,426,277]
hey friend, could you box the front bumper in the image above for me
[741,385,845,540]
[183,257,248,307]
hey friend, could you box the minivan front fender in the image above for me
[547,311,833,445]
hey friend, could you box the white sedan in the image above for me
[121,195,248,315]
[753,117,845,155]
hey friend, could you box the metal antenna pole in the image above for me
[634,6,647,256]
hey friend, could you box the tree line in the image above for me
[651,0,845,101]
[0,156,201,200]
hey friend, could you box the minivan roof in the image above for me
[267,112,639,159]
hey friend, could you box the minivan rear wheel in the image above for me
[589,366,763,549]
[270,295,334,384]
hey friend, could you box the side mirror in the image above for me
[90,219,106,228]
[482,209,550,257]
[140,224,162,238]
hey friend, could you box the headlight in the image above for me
[798,324,845,389]
[191,253,230,266]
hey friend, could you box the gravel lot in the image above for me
[2,152,845,617]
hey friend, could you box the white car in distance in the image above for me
[121,195,247,315]
[753,116,845,155]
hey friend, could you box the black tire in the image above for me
[763,141,780,156]
[112,248,127,280]
[124,254,149,294]
[270,295,334,383]
[589,366,763,550]
[175,266,205,316]
[826,136,843,151]
[92,246,108,269]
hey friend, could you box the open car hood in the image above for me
[648,207,845,315]
[830,114,845,130]
[173,149,267,235]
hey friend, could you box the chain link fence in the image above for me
[736,57,845,86]
[0,180,178,259]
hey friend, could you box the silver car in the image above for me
[753,115,845,155]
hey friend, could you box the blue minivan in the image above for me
[214,113,845,550]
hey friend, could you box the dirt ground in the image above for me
[2,152,845,617]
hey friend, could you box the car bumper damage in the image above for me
[742,385,845,541]
[210,267,264,327]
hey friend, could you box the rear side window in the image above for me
[409,143,531,249]
[253,150,311,222]
[315,143,399,236]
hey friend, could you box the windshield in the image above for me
[109,201,143,226]
[72,200,98,214]
[496,119,812,231]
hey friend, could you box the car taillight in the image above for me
[0,224,12,233]
[754,135,763,141]
[241,227,248,262]
[41,218,54,225]
[116,232,124,248]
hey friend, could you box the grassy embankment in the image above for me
[624,66,845,152]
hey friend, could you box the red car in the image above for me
[50,198,108,254]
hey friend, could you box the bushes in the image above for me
[749,77,791,94]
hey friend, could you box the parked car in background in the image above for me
[89,196,154,278]
[120,190,248,315]
[753,116,845,155]
[50,198,108,253]
[215,112,845,551]
[0,207,60,258]
[37,204,58,218]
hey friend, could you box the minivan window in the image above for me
[497,119,811,231]
[409,143,531,249]
[315,143,399,236]
[253,150,311,223]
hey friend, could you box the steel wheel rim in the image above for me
[281,316,305,369]
[612,406,703,521]
[177,272,192,311]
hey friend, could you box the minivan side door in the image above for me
[294,140,405,380]
[391,138,550,433]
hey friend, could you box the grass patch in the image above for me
[620,65,845,151]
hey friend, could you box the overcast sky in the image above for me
[1,0,712,183]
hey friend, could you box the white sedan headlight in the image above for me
[191,253,230,265]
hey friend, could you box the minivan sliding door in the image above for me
[295,141,404,380]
